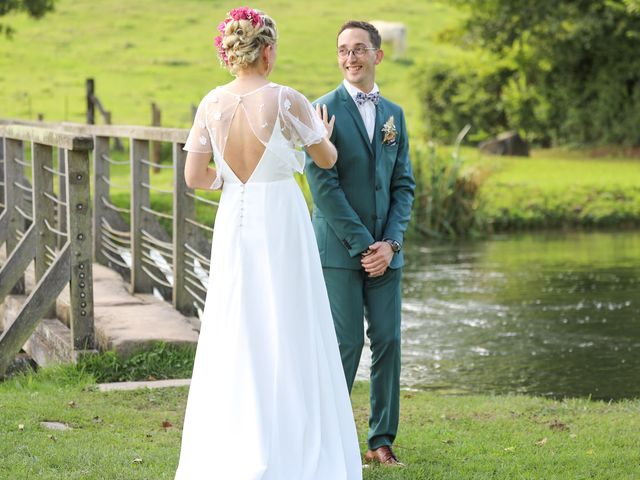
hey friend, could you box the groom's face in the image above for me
[337,28,382,92]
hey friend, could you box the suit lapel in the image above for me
[338,84,373,156]
[373,99,387,162]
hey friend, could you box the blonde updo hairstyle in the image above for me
[219,10,277,75]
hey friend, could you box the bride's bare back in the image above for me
[221,83,276,183]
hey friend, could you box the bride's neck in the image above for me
[234,66,268,83]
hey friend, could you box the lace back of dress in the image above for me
[184,83,327,185]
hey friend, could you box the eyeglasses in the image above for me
[337,46,377,58]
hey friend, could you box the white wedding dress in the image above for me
[175,83,362,480]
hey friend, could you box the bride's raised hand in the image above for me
[316,104,335,139]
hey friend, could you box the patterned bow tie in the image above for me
[354,91,380,106]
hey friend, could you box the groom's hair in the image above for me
[337,21,381,49]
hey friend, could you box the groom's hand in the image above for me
[361,242,393,277]
[316,104,335,138]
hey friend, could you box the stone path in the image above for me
[1,256,200,364]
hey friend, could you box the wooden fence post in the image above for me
[66,148,95,350]
[57,147,67,250]
[0,137,5,215]
[151,103,161,173]
[92,136,111,265]
[130,138,153,293]
[86,78,95,125]
[32,142,57,317]
[172,142,195,315]
[4,138,26,294]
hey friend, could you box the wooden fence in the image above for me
[0,125,94,375]
[0,120,217,377]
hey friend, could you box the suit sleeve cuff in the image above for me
[383,229,403,245]
[342,232,375,258]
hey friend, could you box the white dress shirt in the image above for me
[343,80,379,142]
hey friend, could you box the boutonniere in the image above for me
[381,116,397,145]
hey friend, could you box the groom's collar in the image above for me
[342,80,380,105]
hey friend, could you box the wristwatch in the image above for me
[383,238,401,253]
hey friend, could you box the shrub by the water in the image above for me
[412,127,488,238]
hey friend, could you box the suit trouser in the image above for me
[322,266,402,450]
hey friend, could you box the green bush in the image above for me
[418,0,640,147]
[411,132,488,238]
[414,58,514,144]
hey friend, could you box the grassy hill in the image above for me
[0,0,466,134]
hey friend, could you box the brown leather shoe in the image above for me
[364,445,405,467]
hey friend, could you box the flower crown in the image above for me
[214,7,264,65]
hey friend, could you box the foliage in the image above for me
[419,0,640,146]
[0,0,54,36]
[411,128,488,238]
[74,342,196,383]
[413,58,514,144]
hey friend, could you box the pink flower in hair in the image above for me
[214,6,263,66]
[214,35,228,65]
[228,6,263,28]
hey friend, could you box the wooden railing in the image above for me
[0,125,95,375]
[59,123,215,315]
[0,120,218,376]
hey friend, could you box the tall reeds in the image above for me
[412,126,487,238]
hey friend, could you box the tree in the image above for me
[0,0,55,37]
[418,0,640,146]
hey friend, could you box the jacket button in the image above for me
[375,184,381,191]
[372,214,377,221]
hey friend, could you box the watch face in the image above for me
[386,239,400,252]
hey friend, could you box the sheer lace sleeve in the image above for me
[183,91,223,189]
[279,87,327,148]
[184,94,214,154]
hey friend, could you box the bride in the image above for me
[174,7,362,479]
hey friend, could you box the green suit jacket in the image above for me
[305,84,415,270]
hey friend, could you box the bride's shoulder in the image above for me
[275,84,313,106]
[198,86,223,103]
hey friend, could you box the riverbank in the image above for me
[1,367,638,479]
[102,145,640,238]
[474,149,640,231]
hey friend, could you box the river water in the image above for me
[355,231,640,400]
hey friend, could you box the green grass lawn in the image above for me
[1,368,639,479]
[0,0,466,137]
[473,149,640,230]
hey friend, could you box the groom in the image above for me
[305,21,415,466]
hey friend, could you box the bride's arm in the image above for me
[305,137,337,170]
[184,152,219,189]
[304,104,336,169]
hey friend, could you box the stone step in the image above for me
[2,295,74,364]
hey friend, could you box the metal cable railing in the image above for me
[139,158,173,169]
[13,180,33,193]
[101,196,130,214]
[13,156,31,168]
[14,204,33,222]
[186,191,219,207]
[100,153,129,165]
[44,218,68,238]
